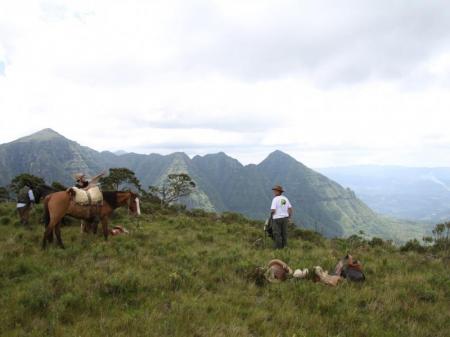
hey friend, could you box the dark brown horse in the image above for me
[42,190,140,249]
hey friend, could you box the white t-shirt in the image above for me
[271,195,292,219]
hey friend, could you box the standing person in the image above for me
[270,185,293,249]
[16,184,36,225]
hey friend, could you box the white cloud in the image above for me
[1,0,450,167]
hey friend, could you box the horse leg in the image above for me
[81,220,91,234]
[43,216,57,249]
[55,222,65,249]
[48,229,54,243]
[92,221,98,235]
[42,191,70,250]
[101,217,109,240]
[42,222,55,249]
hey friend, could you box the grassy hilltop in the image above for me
[0,202,448,337]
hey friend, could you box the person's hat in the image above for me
[272,185,284,193]
[265,259,293,283]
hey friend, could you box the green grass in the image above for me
[0,202,449,337]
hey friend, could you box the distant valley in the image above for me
[319,166,450,223]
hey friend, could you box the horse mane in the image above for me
[102,190,136,209]
[35,184,57,203]
[38,184,56,193]
[102,191,118,208]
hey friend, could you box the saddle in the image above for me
[71,186,103,206]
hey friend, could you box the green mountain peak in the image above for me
[263,150,299,164]
[13,128,66,143]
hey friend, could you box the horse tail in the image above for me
[43,196,51,228]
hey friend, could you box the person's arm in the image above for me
[28,190,36,204]
[287,199,293,219]
[270,198,276,216]
[346,254,362,271]
[89,171,107,186]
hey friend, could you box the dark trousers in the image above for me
[273,217,288,249]
[17,205,31,225]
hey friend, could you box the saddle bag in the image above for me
[71,186,103,206]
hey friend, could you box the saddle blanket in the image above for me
[72,186,103,205]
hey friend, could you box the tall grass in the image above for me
[0,202,448,337]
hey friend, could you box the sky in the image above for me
[1,0,450,167]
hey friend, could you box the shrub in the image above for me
[369,237,385,247]
[346,234,368,247]
[294,228,324,245]
[187,208,209,218]
[221,212,248,224]
[400,239,426,253]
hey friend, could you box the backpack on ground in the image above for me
[342,265,366,282]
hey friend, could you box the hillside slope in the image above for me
[0,129,425,239]
[0,203,448,337]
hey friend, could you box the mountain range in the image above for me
[319,165,450,223]
[0,129,427,240]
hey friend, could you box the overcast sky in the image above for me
[1,0,450,167]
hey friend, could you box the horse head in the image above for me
[35,184,57,203]
[120,191,141,216]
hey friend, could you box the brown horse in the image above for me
[42,190,140,249]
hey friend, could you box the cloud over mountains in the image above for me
[1,0,450,167]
